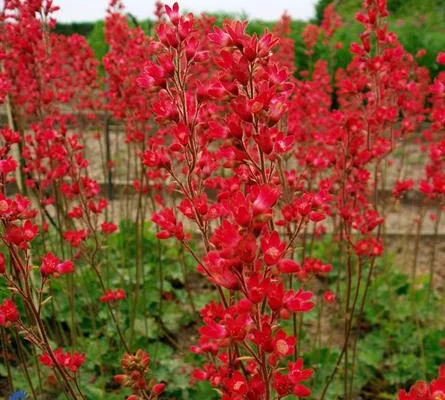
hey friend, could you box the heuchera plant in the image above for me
[139,3,323,398]
[140,1,444,399]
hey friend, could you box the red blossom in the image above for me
[0,299,19,327]
[152,208,185,240]
[398,365,445,400]
[101,221,118,234]
[392,179,415,198]
[64,229,89,247]
[353,238,384,257]
[100,288,127,303]
[323,291,337,305]
[40,252,75,277]
[39,348,85,374]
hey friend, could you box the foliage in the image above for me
[302,239,445,398]
[88,21,108,65]
[54,21,96,36]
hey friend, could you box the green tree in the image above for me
[314,0,333,24]
[88,20,108,63]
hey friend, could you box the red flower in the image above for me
[152,383,166,395]
[201,252,240,290]
[199,319,228,340]
[40,252,74,277]
[100,289,127,303]
[392,179,414,198]
[64,229,89,247]
[272,330,296,358]
[398,365,445,399]
[302,24,320,54]
[22,220,38,242]
[39,348,85,374]
[165,2,180,25]
[40,252,60,276]
[88,198,108,214]
[323,291,336,305]
[246,274,268,303]
[101,222,117,234]
[278,259,301,274]
[57,260,74,275]
[0,299,19,327]
[67,206,83,219]
[284,289,315,313]
[208,26,233,47]
[261,230,285,266]
[353,238,383,257]
[225,371,247,396]
[267,282,285,311]
[288,358,313,396]
[0,157,17,175]
[298,258,332,280]
[211,221,241,249]
[142,149,171,168]
[252,185,280,216]
[152,208,184,240]
[272,372,293,397]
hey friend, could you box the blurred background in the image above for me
[53,0,445,75]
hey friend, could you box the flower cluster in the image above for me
[398,366,445,400]
[114,350,166,400]
[100,288,127,303]
[140,2,326,397]
[39,348,86,374]
[0,299,19,327]
[40,252,75,277]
